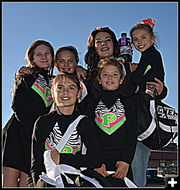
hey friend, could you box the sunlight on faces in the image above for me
[95,32,114,59]
[33,44,52,69]
[132,29,155,53]
[99,65,123,91]
[55,50,77,73]
[51,76,81,108]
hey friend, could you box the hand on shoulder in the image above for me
[146,77,164,96]
[16,66,32,78]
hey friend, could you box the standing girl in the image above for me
[84,58,137,187]
[129,18,167,187]
[3,40,54,187]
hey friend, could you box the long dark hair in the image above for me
[84,27,120,73]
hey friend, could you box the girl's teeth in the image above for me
[62,97,69,100]
[101,48,108,51]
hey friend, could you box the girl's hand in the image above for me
[130,63,138,72]
[16,66,32,78]
[146,77,164,96]
[94,163,109,177]
[76,66,87,80]
[50,149,60,165]
[112,161,129,179]
[146,84,155,96]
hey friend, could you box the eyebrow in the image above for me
[57,84,77,88]
[133,33,148,38]
[57,58,76,62]
[101,70,120,73]
[95,36,112,40]
[69,84,77,88]
[35,50,50,54]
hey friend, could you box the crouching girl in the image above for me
[29,73,103,187]
[83,58,138,187]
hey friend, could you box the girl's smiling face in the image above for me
[94,32,114,59]
[132,29,155,52]
[99,65,123,91]
[33,44,52,69]
[55,50,77,73]
[53,77,81,108]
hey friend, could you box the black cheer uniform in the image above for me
[29,110,103,186]
[3,69,53,175]
[125,45,167,98]
[84,89,138,187]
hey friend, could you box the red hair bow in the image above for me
[140,18,156,28]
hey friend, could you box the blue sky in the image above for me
[2,2,178,130]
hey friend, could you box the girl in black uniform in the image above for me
[3,40,54,187]
[128,18,167,187]
[30,73,103,187]
[128,18,166,97]
[84,58,138,187]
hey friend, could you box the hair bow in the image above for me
[140,18,156,29]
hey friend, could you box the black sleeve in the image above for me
[123,62,131,75]
[130,48,165,89]
[30,116,52,186]
[121,56,150,97]
[60,117,103,169]
[77,93,93,114]
[11,75,36,123]
[157,85,168,99]
[130,54,150,85]
[120,95,138,164]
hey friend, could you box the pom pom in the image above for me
[140,18,156,29]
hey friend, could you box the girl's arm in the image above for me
[30,116,51,186]
[120,95,138,164]
[76,66,87,80]
[11,75,38,126]
[15,66,32,79]
[146,78,168,99]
